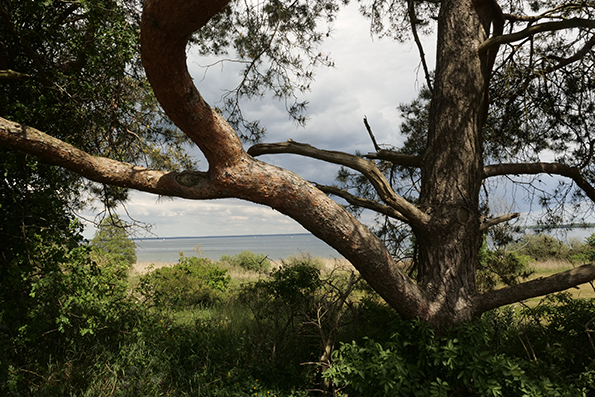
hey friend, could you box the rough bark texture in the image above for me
[2,0,595,330]
[414,0,491,325]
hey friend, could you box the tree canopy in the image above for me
[90,215,137,265]
[2,0,595,329]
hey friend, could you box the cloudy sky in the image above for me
[82,2,439,239]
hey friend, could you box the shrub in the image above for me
[325,318,587,396]
[514,234,570,261]
[584,233,595,262]
[1,235,142,395]
[90,214,137,265]
[220,250,271,272]
[138,254,231,310]
[238,258,322,366]
[486,293,595,391]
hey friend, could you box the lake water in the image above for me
[134,233,343,263]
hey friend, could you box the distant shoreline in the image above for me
[132,232,312,241]
[133,233,343,262]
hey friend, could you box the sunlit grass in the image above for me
[523,260,595,304]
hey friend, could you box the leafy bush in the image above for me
[486,293,595,392]
[90,214,137,265]
[325,318,586,396]
[220,250,271,272]
[584,233,595,262]
[1,231,142,395]
[238,257,322,366]
[138,254,231,310]
[514,234,570,261]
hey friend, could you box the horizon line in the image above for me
[132,232,313,241]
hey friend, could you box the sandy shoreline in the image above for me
[131,257,354,276]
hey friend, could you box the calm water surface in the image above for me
[134,233,343,263]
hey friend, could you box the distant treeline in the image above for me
[525,223,595,230]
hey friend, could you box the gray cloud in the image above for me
[83,3,435,238]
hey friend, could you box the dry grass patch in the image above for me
[130,261,176,276]
[524,259,595,302]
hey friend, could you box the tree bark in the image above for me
[414,0,492,326]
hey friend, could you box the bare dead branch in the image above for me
[479,212,520,231]
[248,140,429,227]
[483,162,595,202]
[314,183,409,223]
[407,0,433,92]
[363,116,380,152]
[503,13,541,22]
[479,18,595,53]
[503,4,588,23]
[0,69,30,79]
[475,264,595,314]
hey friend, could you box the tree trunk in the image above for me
[416,0,492,327]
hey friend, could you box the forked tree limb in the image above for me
[248,140,429,227]
[140,0,432,320]
[474,264,595,314]
[314,183,409,223]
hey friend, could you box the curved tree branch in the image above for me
[479,18,595,53]
[483,162,595,202]
[248,140,429,227]
[474,264,595,314]
[139,0,431,321]
[314,183,409,223]
[537,34,595,74]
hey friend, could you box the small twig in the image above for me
[363,116,381,152]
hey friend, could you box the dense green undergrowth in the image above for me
[2,241,595,396]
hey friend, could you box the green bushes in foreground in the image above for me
[326,319,587,396]
[220,250,272,272]
[2,245,595,396]
[138,254,231,310]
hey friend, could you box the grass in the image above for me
[7,250,595,396]
[523,259,595,305]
